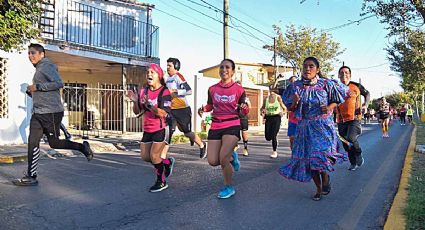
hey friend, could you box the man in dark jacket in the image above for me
[13,43,94,186]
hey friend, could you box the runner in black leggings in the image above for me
[261,85,287,158]
[13,44,93,186]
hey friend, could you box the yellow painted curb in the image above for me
[384,126,417,230]
[0,155,27,164]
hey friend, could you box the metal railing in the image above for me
[40,0,159,58]
[62,83,143,138]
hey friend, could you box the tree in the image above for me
[362,0,425,37]
[370,92,414,110]
[386,29,425,93]
[264,24,344,78]
[0,0,43,52]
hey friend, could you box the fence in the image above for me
[40,0,159,58]
[62,83,142,138]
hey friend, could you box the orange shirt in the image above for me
[336,83,362,123]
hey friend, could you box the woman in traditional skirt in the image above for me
[279,57,347,201]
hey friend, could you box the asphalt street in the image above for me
[0,120,413,230]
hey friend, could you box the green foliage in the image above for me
[362,0,425,37]
[386,92,414,107]
[171,132,207,144]
[264,24,344,78]
[0,0,42,52]
[362,1,425,97]
[370,92,414,110]
[406,122,425,229]
[387,29,425,94]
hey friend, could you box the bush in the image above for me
[170,132,208,144]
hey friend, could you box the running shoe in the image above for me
[200,141,207,159]
[217,185,236,199]
[270,151,278,158]
[165,157,175,178]
[348,164,358,171]
[230,151,240,171]
[243,148,249,156]
[356,155,364,167]
[82,141,94,161]
[12,175,38,186]
[149,180,168,193]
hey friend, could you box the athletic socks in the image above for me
[162,158,171,165]
[243,140,248,150]
[153,162,165,182]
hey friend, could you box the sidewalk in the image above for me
[0,138,121,164]
[0,124,274,164]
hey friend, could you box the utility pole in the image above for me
[273,37,277,82]
[223,0,229,59]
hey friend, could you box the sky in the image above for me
[146,0,403,99]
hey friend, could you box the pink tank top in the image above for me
[139,86,172,133]
[203,80,249,130]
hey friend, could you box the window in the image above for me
[235,72,242,82]
[63,83,87,112]
[100,12,136,48]
[257,72,265,84]
[0,58,8,118]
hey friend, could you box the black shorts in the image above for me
[208,125,241,140]
[141,127,171,144]
[171,107,192,134]
[380,112,389,120]
[240,117,249,131]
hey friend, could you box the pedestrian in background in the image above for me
[399,104,407,125]
[406,105,414,124]
[127,63,173,193]
[279,57,347,201]
[261,85,287,158]
[378,97,391,138]
[13,43,94,186]
[198,59,249,199]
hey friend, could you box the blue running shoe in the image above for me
[217,186,236,199]
[230,151,240,171]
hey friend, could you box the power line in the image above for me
[198,0,274,39]
[352,63,388,70]
[157,0,212,29]
[172,0,223,24]
[322,15,375,32]
[153,7,269,53]
[173,0,269,44]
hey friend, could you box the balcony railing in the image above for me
[40,0,159,58]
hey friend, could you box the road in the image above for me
[0,120,413,230]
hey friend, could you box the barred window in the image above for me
[63,83,87,112]
[0,58,8,118]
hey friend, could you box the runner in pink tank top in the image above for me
[127,63,174,193]
[198,59,249,199]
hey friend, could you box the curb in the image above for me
[384,125,416,230]
[0,153,27,164]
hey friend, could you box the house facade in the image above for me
[0,0,159,145]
